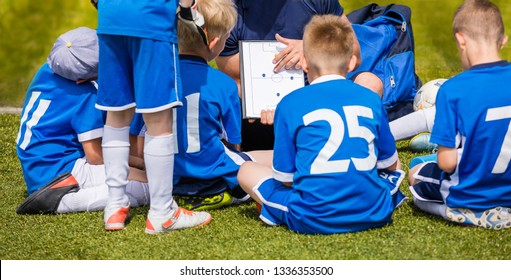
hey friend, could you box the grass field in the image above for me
[1,112,511,260]
[1,0,511,261]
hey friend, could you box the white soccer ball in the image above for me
[413,78,448,111]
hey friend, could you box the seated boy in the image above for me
[16,27,149,214]
[170,0,272,210]
[408,0,511,230]
[237,15,406,234]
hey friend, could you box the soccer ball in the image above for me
[413,78,448,111]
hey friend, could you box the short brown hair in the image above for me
[303,14,354,74]
[178,0,237,51]
[453,0,505,46]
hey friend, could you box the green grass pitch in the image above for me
[1,0,511,260]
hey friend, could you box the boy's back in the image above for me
[431,61,511,209]
[174,55,242,186]
[273,77,398,233]
[16,63,103,194]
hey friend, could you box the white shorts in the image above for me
[56,158,149,213]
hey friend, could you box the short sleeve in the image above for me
[272,103,296,182]
[220,80,242,144]
[376,104,398,169]
[71,90,105,142]
[430,85,458,148]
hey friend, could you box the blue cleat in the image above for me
[409,132,438,153]
[409,154,438,169]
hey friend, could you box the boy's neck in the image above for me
[463,37,502,69]
[467,48,502,68]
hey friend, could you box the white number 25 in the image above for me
[303,106,376,175]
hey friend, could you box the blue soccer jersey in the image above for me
[431,61,511,210]
[173,55,244,187]
[272,75,398,234]
[16,64,105,195]
[96,0,179,43]
[220,0,344,56]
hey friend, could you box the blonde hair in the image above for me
[453,0,505,46]
[178,0,237,51]
[303,15,354,74]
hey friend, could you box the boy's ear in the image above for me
[208,36,220,52]
[347,54,357,73]
[301,54,309,73]
[454,32,466,50]
[500,35,508,49]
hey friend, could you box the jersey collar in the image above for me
[310,74,346,85]
[178,54,207,64]
[470,60,509,70]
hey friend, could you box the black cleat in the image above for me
[17,172,79,214]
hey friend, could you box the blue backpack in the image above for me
[347,4,422,120]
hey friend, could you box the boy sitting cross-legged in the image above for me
[237,14,406,234]
[408,0,511,230]
[170,0,272,210]
[16,27,149,215]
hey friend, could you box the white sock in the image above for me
[144,133,176,216]
[102,125,130,207]
[389,107,436,140]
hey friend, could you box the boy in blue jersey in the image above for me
[95,0,213,233]
[216,0,382,152]
[408,0,511,230]
[167,0,271,210]
[237,15,406,234]
[16,27,149,215]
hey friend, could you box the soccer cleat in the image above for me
[174,191,232,211]
[445,206,511,230]
[229,186,253,205]
[104,204,130,231]
[409,153,438,169]
[16,172,79,215]
[409,132,438,153]
[145,207,212,234]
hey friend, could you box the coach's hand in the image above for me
[260,109,275,125]
[247,109,275,125]
[273,34,303,73]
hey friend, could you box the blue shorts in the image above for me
[410,162,444,203]
[173,149,253,197]
[96,35,182,113]
[253,178,292,226]
[409,162,448,218]
[255,169,407,227]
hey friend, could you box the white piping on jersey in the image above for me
[272,167,293,183]
[376,150,399,170]
[310,74,346,85]
[78,127,104,142]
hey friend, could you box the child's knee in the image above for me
[354,72,383,97]
[408,165,421,185]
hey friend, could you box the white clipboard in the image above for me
[240,40,305,118]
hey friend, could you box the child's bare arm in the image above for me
[437,145,457,173]
[82,138,103,165]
